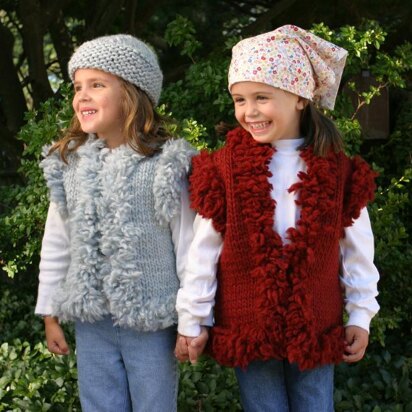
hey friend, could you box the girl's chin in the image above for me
[79,126,97,134]
[250,130,270,138]
[249,129,271,139]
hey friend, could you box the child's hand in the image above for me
[174,326,209,364]
[187,326,209,364]
[343,325,368,363]
[44,316,70,355]
[174,333,189,363]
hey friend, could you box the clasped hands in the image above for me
[174,326,209,364]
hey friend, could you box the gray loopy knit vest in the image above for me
[41,136,196,332]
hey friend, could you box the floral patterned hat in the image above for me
[228,24,348,110]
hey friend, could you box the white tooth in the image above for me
[250,122,268,129]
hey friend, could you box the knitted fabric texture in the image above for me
[41,137,196,331]
[190,127,377,370]
[68,34,163,105]
[228,24,348,110]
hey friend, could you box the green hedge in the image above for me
[1,335,411,411]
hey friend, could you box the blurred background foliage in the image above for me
[0,1,411,410]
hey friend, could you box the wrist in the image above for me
[43,315,59,325]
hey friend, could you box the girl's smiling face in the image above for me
[231,81,305,144]
[72,68,125,147]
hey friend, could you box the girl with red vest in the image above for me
[175,24,380,411]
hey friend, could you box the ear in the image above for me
[296,97,308,111]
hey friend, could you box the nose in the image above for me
[245,102,258,118]
[77,87,90,102]
[79,93,90,102]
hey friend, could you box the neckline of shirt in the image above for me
[272,137,304,153]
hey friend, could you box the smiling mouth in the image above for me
[248,121,271,131]
[81,110,97,116]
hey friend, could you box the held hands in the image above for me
[174,326,209,364]
[44,316,70,355]
[343,325,369,363]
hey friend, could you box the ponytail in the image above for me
[299,102,343,157]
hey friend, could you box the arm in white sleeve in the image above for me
[173,206,222,337]
[35,202,70,315]
[340,207,380,332]
[170,179,196,280]
[170,178,220,335]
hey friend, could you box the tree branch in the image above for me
[42,0,74,27]
[49,9,74,81]
[84,0,126,39]
[18,0,54,107]
[0,21,27,136]
[124,0,139,33]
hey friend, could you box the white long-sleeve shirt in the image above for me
[176,138,380,337]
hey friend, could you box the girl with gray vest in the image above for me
[35,34,204,411]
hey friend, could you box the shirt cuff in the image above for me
[178,312,203,337]
[34,290,54,316]
[345,309,374,333]
[200,312,214,328]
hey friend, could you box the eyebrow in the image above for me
[73,77,109,85]
[231,91,273,97]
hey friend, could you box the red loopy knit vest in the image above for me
[190,127,377,370]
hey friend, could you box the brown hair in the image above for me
[299,101,343,157]
[49,78,171,162]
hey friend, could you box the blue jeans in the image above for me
[75,317,178,412]
[235,359,334,412]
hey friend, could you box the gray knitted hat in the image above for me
[68,34,163,106]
